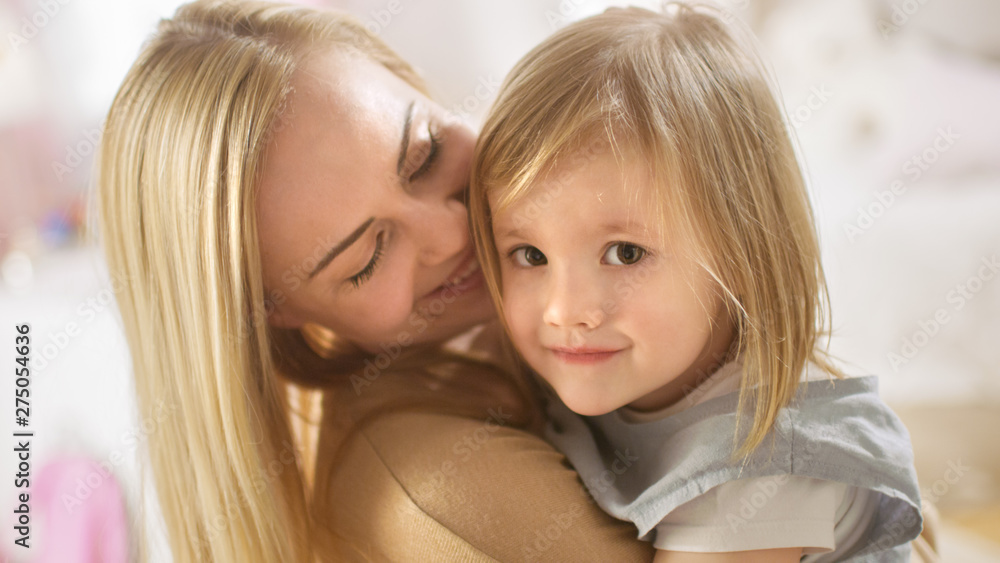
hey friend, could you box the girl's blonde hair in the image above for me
[96,1,434,560]
[470,4,839,458]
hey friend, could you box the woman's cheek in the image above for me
[376,274,417,328]
[334,275,415,343]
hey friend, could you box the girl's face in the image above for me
[257,50,492,352]
[491,149,734,416]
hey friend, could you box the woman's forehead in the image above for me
[292,49,416,123]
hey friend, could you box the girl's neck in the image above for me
[627,322,736,413]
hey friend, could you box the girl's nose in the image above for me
[542,267,607,329]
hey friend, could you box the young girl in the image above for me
[470,5,923,561]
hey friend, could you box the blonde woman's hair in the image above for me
[470,3,840,458]
[96,1,439,560]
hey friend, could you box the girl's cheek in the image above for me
[502,286,534,336]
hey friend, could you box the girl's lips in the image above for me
[549,347,623,365]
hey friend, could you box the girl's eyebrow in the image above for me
[598,220,641,233]
[494,224,528,240]
[497,228,524,238]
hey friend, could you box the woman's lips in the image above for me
[549,346,624,364]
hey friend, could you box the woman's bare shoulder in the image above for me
[314,391,653,562]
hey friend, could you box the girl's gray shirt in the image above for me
[545,374,923,562]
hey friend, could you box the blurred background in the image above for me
[0,0,998,560]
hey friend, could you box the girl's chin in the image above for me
[550,384,619,416]
[565,399,618,417]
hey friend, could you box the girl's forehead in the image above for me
[494,150,664,228]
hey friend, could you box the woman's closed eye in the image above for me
[349,231,385,288]
[407,123,441,183]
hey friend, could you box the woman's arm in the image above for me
[313,394,654,562]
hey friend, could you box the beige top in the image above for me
[311,376,654,562]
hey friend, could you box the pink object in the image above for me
[7,456,130,562]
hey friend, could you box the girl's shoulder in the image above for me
[544,361,922,552]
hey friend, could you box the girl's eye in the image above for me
[349,232,385,289]
[604,242,645,266]
[408,124,441,183]
[512,246,547,267]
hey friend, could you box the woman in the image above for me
[96,0,652,560]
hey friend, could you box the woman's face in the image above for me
[257,49,492,352]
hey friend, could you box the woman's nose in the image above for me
[542,267,607,330]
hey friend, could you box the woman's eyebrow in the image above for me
[308,217,376,279]
[396,100,416,175]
